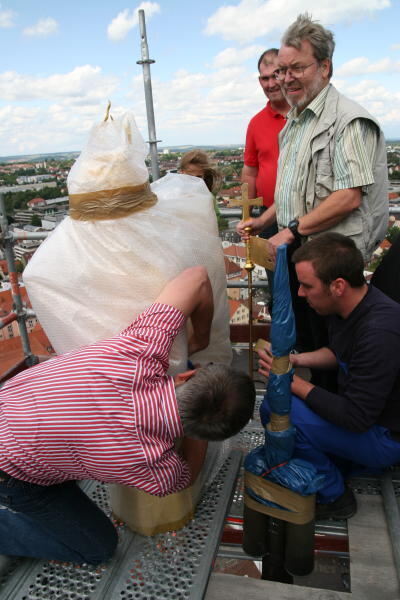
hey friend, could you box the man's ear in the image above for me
[330,278,346,297]
[174,369,197,387]
[321,58,331,79]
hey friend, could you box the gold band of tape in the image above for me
[113,509,195,537]
[272,355,291,375]
[244,471,315,525]
[69,182,158,221]
[268,414,290,432]
[254,338,271,353]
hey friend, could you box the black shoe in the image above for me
[316,487,357,520]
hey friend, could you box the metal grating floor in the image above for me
[1,416,398,600]
[0,450,242,600]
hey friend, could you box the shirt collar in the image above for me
[266,101,286,119]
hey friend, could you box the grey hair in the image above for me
[175,364,255,441]
[281,13,335,77]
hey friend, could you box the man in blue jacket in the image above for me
[258,233,400,519]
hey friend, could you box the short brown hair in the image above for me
[292,233,365,287]
[257,48,279,71]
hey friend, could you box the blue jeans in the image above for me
[261,395,400,503]
[0,477,118,564]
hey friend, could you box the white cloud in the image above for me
[336,56,400,76]
[212,45,265,69]
[107,2,160,42]
[2,31,399,155]
[204,0,391,43]
[128,53,400,147]
[391,43,400,50]
[0,66,118,102]
[334,78,400,128]
[23,17,59,37]
[0,64,125,155]
[0,7,16,28]
[0,103,111,155]
[130,64,264,144]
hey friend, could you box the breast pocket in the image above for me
[315,158,334,200]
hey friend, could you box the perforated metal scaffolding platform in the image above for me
[0,448,244,600]
[1,395,400,599]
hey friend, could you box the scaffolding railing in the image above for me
[0,194,47,369]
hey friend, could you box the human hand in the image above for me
[257,346,273,378]
[267,228,295,249]
[236,217,263,240]
[291,374,314,399]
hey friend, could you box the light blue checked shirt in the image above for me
[275,83,377,230]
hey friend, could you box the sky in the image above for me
[1,0,400,157]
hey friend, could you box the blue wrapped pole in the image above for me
[260,245,296,469]
[243,245,325,577]
[247,244,324,491]
[270,244,296,358]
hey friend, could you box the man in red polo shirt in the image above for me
[242,48,290,239]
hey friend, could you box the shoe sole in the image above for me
[316,505,357,520]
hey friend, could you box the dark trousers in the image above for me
[263,396,400,502]
[0,477,118,564]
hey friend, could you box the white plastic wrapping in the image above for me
[23,172,231,372]
[23,113,232,536]
[68,112,149,195]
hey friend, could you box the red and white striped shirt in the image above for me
[0,303,191,496]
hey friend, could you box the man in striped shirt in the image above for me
[0,267,255,565]
[238,14,388,387]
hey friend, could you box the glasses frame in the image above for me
[273,62,318,81]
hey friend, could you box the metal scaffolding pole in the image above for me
[0,193,37,365]
[137,9,160,181]
[11,230,48,241]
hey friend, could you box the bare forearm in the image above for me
[291,349,338,403]
[241,166,257,200]
[188,278,213,354]
[292,347,337,370]
[156,267,214,354]
[260,204,276,229]
[291,375,314,399]
[180,438,208,485]
[298,188,361,237]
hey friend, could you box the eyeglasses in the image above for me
[274,62,317,81]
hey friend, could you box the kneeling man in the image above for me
[259,233,400,519]
[0,267,255,563]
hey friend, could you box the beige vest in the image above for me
[282,85,389,260]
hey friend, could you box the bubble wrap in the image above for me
[23,173,232,373]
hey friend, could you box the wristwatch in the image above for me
[287,218,302,241]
